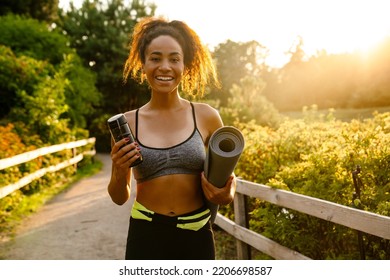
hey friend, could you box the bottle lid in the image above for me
[107,113,127,129]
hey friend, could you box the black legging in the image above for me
[125,217,215,260]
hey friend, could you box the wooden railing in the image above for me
[214,179,390,260]
[0,138,96,199]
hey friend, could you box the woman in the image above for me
[108,17,236,260]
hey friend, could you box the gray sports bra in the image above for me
[132,103,206,183]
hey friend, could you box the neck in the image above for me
[148,90,184,110]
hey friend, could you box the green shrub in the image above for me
[0,14,101,129]
[232,110,390,259]
[0,14,70,64]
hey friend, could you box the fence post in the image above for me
[72,147,77,173]
[352,165,366,260]
[234,192,251,259]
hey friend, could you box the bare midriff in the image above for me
[135,173,204,216]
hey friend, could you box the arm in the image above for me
[107,138,140,205]
[195,103,237,205]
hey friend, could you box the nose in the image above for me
[159,59,171,71]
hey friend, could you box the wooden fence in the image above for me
[214,179,390,260]
[0,138,96,199]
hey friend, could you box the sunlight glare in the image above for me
[154,0,390,67]
[59,0,390,67]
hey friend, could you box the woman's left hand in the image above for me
[201,172,236,205]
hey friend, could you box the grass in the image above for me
[0,157,103,243]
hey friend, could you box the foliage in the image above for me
[205,40,281,128]
[231,109,390,259]
[0,14,69,64]
[0,124,32,158]
[0,0,59,22]
[0,45,41,118]
[57,0,156,151]
[10,57,71,144]
[56,0,154,112]
[0,12,101,235]
[0,124,35,195]
[0,15,101,129]
[57,54,102,128]
[0,44,72,144]
[218,75,282,128]
[210,40,269,106]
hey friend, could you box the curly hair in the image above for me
[123,17,220,97]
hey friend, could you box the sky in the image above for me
[59,0,390,67]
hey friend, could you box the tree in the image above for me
[57,0,156,151]
[0,14,69,65]
[220,75,281,128]
[262,35,390,112]
[10,55,72,144]
[0,14,101,131]
[211,40,269,106]
[57,0,155,114]
[0,0,59,22]
[348,37,390,108]
[272,36,311,111]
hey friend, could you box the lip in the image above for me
[155,75,174,81]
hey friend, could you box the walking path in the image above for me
[0,154,133,260]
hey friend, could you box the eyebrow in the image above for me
[150,51,183,56]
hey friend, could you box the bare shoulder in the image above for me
[124,109,137,131]
[192,102,223,144]
[192,102,221,123]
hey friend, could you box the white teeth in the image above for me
[156,76,173,81]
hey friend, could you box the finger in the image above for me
[114,140,137,158]
[118,147,140,167]
[112,142,138,166]
[225,176,234,188]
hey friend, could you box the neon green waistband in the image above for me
[131,201,211,231]
[131,201,154,221]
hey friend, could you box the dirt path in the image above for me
[0,154,134,260]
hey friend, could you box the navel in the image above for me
[167,211,176,216]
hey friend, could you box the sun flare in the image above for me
[60,0,390,67]
[153,0,390,67]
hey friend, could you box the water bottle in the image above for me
[107,113,143,167]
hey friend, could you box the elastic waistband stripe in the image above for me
[131,201,211,231]
[178,208,210,221]
[131,201,153,221]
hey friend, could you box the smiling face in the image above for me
[143,35,185,95]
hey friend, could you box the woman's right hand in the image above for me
[110,138,141,170]
[108,137,138,205]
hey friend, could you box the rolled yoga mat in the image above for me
[204,126,245,223]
